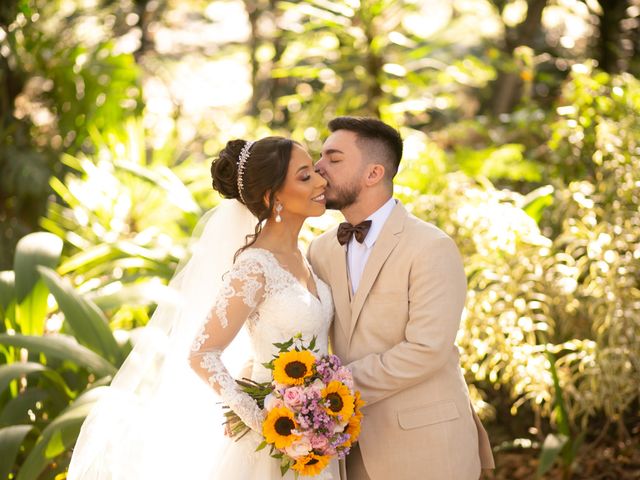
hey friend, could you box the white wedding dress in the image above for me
[68,201,340,480]
[189,247,340,480]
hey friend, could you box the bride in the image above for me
[67,136,340,479]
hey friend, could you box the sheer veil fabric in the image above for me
[67,200,257,479]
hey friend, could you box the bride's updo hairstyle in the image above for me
[211,136,296,258]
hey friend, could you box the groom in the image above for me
[308,117,494,479]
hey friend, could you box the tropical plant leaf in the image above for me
[16,279,50,336]
[0,362,47,396]
[16,399,95,480]
[0,270,15,312]
[14,233,63,302]
[37,267,123,366]
[0,388,50,427]
[0,334,117,378]
[0,424,34,480]
[535,433,568,479]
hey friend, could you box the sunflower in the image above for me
[263,407,300,449]
[291,452,331,476]
[354,390,366,419]
[342,414,362,447]
[321,381,355,419]
[273,350,316,386]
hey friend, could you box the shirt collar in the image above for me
[361,197,397,248]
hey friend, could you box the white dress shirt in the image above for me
[346,197,397,294]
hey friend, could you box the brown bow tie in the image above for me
[337,220,372,246]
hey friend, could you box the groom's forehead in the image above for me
[322,130,359,152]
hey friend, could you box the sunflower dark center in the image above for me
[274,417,295,436]
[284,361,307,379]
[306,458,320,466]
[327,392,344,412]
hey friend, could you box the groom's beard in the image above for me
[325,180,362,210]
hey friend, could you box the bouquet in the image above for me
[225,334,365,477]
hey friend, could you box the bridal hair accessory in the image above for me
[236,140,254,203]
[275,203,283,223]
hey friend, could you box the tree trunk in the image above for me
[490,0,548,115]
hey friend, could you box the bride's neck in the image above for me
[254,218,303,253]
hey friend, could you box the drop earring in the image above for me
[275,203,283,223]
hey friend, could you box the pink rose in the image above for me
[284,437,312,458]
[334,367,354,388]
[310,434,329,451]
[283,387,304,410]
[264,393,284,411]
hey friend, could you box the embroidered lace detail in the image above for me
[188,248,334,435]
[213,259,265,329]
[197,350,264,432]
[190,325,209,352]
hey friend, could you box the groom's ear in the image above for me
[364,163,386,187]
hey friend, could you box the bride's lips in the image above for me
[312,193,326,204]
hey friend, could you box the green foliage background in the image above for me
[0,0,639,478]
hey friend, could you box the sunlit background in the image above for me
[1,0,639,478]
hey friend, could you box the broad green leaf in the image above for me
[0,334,117,378]
[14,233,63,302]
[114,161,201,215]
[0,424,33,480]
[17,400,95,480]
[522,186,555,223]
[16,279,49,336]
[0,363,48,395]
[0,271,15,312]
[535,433,568,479]
[89,282,176,311]
[37,267,122,366]
[0,388,50,427]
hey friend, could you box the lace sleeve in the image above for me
[188,255,266,432]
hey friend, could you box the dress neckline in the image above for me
[245,247,321,303]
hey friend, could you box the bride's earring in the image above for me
[275,203,283,223]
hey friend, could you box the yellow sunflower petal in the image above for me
[263,407,300,449]
[291,452,331,476]
[273,350,316,386]
[321,381,355,419]
[342,414,362,447]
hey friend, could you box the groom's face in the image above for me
[316,130,366,210]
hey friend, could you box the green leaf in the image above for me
[114,161,201,215]
[0,425,33,480]
[0,389,50,427]
[37,267,122,366]
[16,279,49,336]
[89,282,176,311]
[0,271,15,312]
[16,399,96,480]
[14,233,63,302]
[535,433,568,479]
[0,362,46,394]
[256,440,268,451]
[0,334,117,378]
[523,187,554,223]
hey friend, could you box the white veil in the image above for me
[67,199,258,480]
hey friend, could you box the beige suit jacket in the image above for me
[308,201,494,480]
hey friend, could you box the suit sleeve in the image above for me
[348,236,467,406]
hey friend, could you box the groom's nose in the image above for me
[314,158,326,175]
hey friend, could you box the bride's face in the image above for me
[274,144,327,220]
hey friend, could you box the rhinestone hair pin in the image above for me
[236,140,254,203]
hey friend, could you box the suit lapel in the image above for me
[348,203,406,341]
[330,237,352,339]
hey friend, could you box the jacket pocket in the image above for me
[397,401,460,430]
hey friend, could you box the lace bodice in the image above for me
[189,248,333,431]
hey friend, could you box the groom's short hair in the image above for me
[328,116,403,182]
